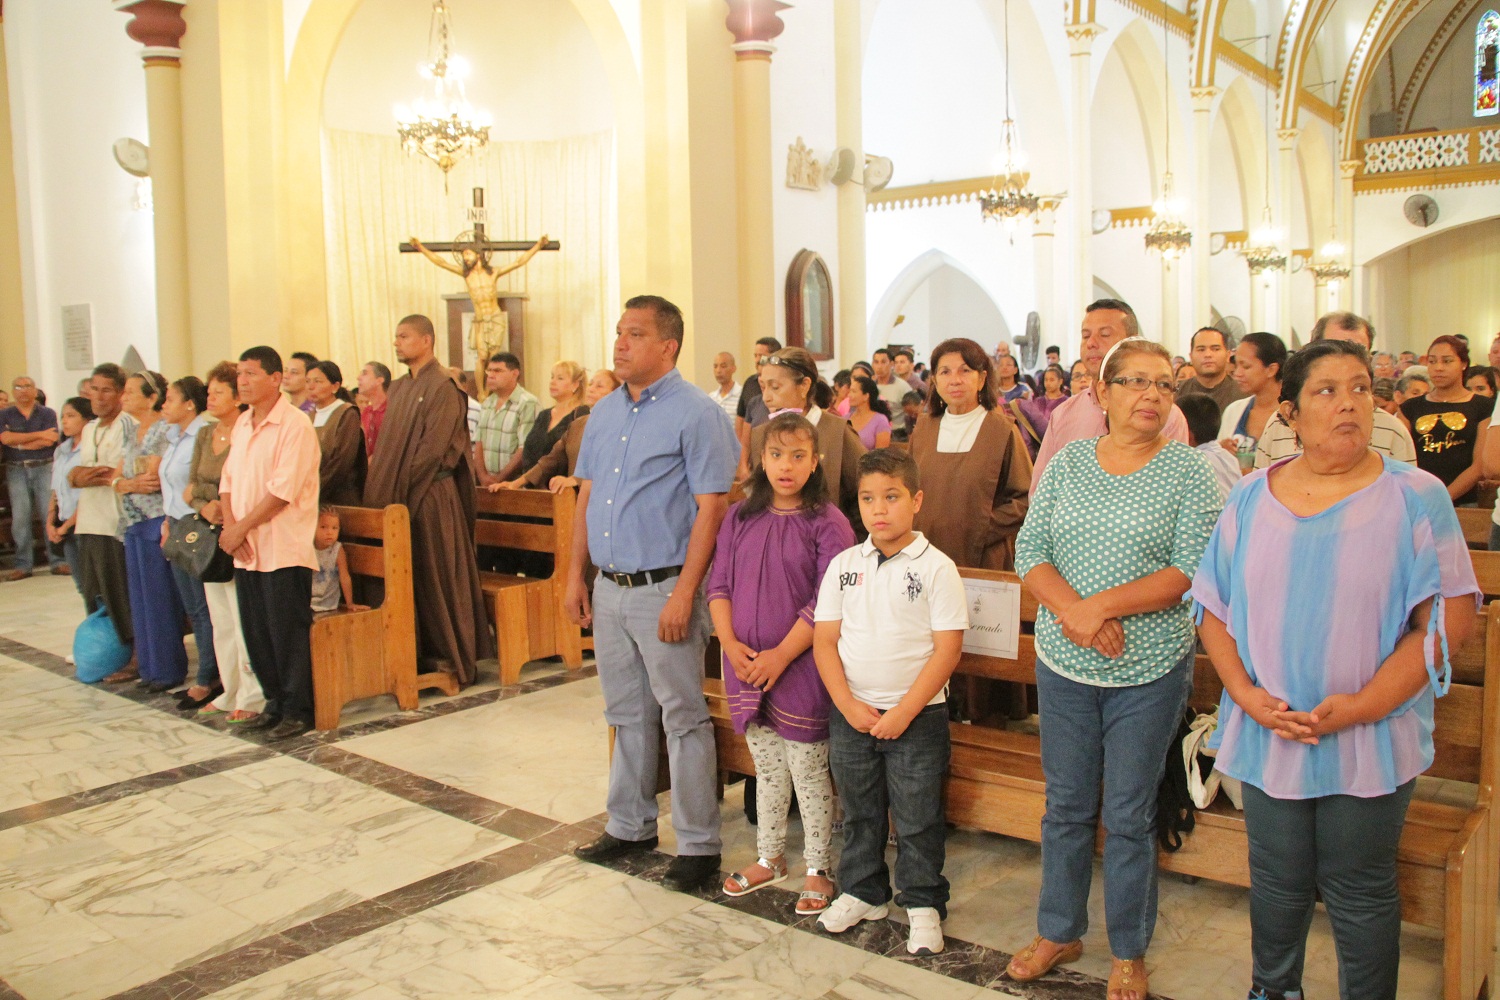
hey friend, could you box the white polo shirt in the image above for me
[814,531,969,710]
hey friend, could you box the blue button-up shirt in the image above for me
[160,414,208,520]
[574,367,736,574]
[1,403,57,464]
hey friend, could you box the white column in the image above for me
[1161,259,1182,352]
[1066,24,1103,322]
[1248,263,1266,333]
[833,0,866,363]
[1339,158,1359,312]
[1190,87,1218,325]
[1033,201,1058,350]
[1275,128,1299,338]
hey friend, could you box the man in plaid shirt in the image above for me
[473,352,538,486]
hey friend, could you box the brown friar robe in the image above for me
[315,401,368,507]
[363,358,494,684]
[909,407,1032,570]
[750,407,866,531]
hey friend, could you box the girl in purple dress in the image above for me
[708,413,856,913]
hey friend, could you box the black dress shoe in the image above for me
[573,832,658,863]
[661,853,721,893]
[177,687,223,710]
[240,714,282,732]
[143,681,178,694]
[267,719,314,741]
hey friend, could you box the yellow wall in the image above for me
[0,25,28,383]
[1369,218,1500,351]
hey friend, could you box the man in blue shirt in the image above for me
[1,375,61,581]
[564,295,737,892]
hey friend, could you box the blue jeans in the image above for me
[168,539,219,687]
[123,516,188,686]
[829,701,951,915]
[6,462,59,572]
[1035,651,1192,959]
[1243,780,1414,1000]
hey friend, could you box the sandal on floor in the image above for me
[1108,956,1148,1000]
[227,711,260,725]
[722,857,788,897]
[794,868,835,914]
[197,704,226,717]
[1005,936,1083,982]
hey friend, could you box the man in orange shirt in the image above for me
[219,346,322,739]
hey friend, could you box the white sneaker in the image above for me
[905,906,944,955]
[817,893,889,933]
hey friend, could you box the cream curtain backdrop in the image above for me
[322,128,618,393]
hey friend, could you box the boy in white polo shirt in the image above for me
[812,448,968,955]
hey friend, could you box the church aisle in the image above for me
[0,576,1456,1000]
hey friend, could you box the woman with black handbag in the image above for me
[159,376,221,709]
[185,364,264,723]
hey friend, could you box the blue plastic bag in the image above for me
[74,606,131,683]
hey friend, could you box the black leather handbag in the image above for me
[162,513,234,584]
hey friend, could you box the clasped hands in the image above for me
[1057,595,1125,659]
[1232,685,1359,745]
[722,639,790,692]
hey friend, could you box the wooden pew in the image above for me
[1457,507,1491,551]
[474,487,582,685]
[309,504,436,730]
[1473,550,1500,602]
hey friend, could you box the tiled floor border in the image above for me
[0,635,1163,1000]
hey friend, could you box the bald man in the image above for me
[707,351,741,419]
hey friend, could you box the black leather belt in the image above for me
[600,566,682,588]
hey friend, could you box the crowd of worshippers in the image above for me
[1,297,1495,1000]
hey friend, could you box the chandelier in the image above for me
[1241,208,1287,275]
[979,0,1038,227]
[394,0,491,189]
[1309,234,1351,283]
[1144,171,1192,259]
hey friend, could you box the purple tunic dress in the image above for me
[707,500,856,742]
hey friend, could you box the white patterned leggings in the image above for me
[743,724,834,871]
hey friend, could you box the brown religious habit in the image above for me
[750,410,866,531]
[908,408,1032,570]
[364,356,494,685]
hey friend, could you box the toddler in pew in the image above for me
[311,506,367,616]
[812,447,968,956]
[708,413,856,913]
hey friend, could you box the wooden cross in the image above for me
[397,187,561,255]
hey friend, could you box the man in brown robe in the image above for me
[364,314,494,685]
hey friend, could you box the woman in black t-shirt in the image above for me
[1399,335,1492,504]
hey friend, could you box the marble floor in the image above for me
[0,573,1463,1000]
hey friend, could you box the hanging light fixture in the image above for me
[1309,159,1350,285]
[1144,14,1191,259]
[394,0,491,190]
[979,0,1039,227]
[1240,39,1284,277]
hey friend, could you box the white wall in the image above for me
[1365,217,1500,352]
[1406,8,1496,133]
[6,0,156,393]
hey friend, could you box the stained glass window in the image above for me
[1478,10,1500,117]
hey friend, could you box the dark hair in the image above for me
[318,504,341,520]
[857,447,920,494]
[170,376,208,415]
[1069,359,1088,377]
[207,361,238,392]
[851,361,873,378]
[1042,363,1068,391]
[901,390,924,407]
[832,369,852,389]
[850,375,893,419]
[872,348,892,362]
[1190,326,1234,351]
[91,363,126,390]
[1310,311,1375,346]
[739,414,830,521]
[764,347,832,409]
[488,352,521,370]
[132,370,168,411]
[1280,339,1371,406]
[1045,345,1060,356]
[239,345,284,375]
[1467,366,1498,394]
[995,353,1021,379]
[62,396,94,424]
[289,351,319,368]
[624,294,686,349]
[364,361,392,390]
[1429,335,1470,373]
[397,314,436,340]
[1174,394,1222,447]
[926,338,997,416]
[310,360,355,403]
[1084,298,1140,338]
[755,336,782,352]
[893,348,914,362]
[1236,332,1288,380]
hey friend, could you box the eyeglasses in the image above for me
[1107,376,1177,395]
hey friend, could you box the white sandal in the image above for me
[795,868,835,914]
[722,857,788,897]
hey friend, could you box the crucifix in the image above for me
[400,187,560,380]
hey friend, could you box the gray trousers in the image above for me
[593,576,721,856]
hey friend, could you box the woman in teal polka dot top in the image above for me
[1007,337,1223,1000]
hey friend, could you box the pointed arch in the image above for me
[867,250,1010,354]
[1340,0,1436,160]
[1192,0,1231,89]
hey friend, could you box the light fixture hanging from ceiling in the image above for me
[1240,36,1285,277]
[1144,12,1190,259]
[394,0,491,190]
[979,0,1039,228]
[1309,158,1350,286]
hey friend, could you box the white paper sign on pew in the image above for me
[961,578,1021,660]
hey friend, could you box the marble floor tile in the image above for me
[414,882,632,973]
[826,955,999,1000]
[699,923,878,999]
[200,952,382,1000]
[387,938,546,998]
[6,935,164,1000]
